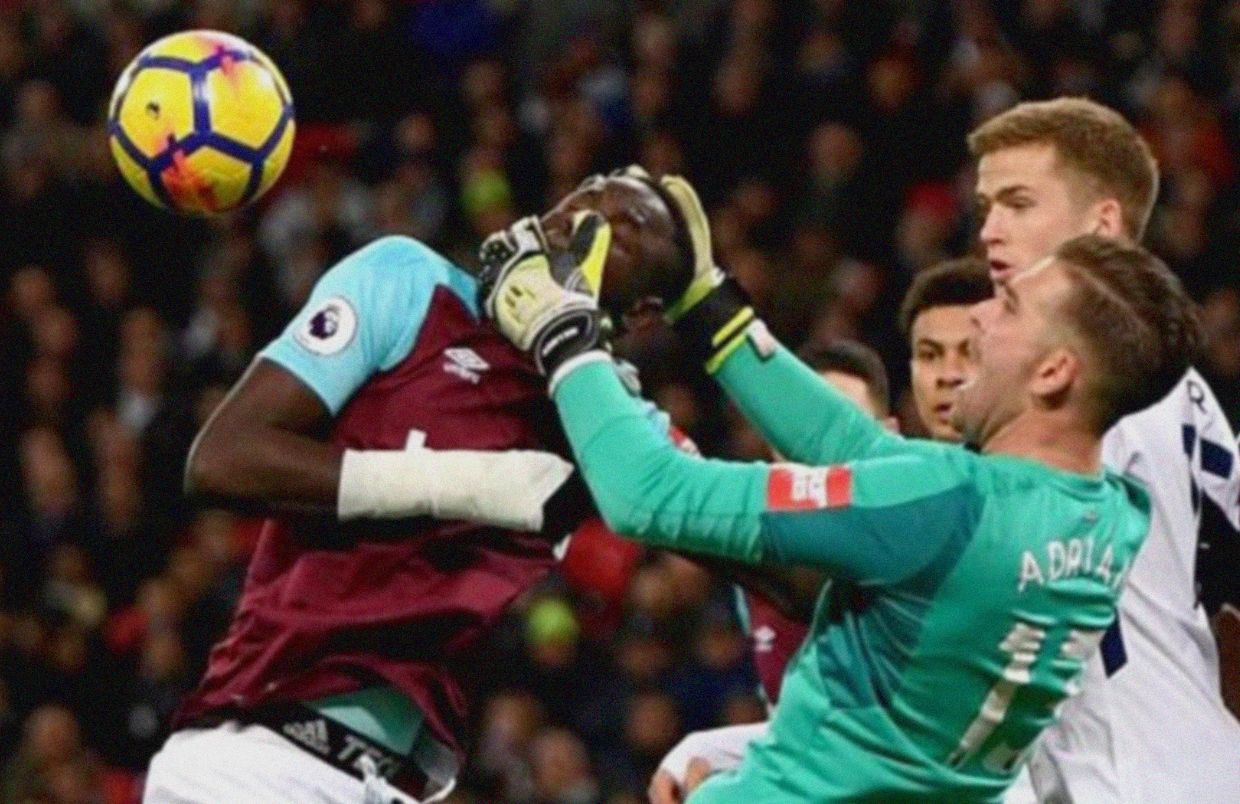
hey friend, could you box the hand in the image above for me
[656,174,723,323]
[649,768,683,804]
[477,215,612,386]
[648,757,716,804]
[684,757,716,796]
[654,174,755,373]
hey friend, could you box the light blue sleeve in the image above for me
[260,235,478,414]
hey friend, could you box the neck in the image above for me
[980,409,1101,475]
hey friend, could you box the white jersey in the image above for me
[1008,368,1240,804]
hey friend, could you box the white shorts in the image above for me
[143,722,445,804]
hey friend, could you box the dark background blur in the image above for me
[1,1,1238,803]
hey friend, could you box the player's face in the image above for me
[952,259,1070,447]
[909,305,976,442]
[820,370,899,433]
[541,175,680,318]
[821,370,880,419]
[976,143,1100,285]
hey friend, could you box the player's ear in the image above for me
[1030,346,1079,407]
[1088,198,1125,240]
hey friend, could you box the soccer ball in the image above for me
[108,30,295,215]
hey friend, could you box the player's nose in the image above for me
[978,206,1004,247]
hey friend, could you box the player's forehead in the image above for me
[975,141,1074,198]
[551,175,672,230]
[1009,256,1074,311]
[911,304,974,345]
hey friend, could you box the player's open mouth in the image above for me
[988,260,1012,281]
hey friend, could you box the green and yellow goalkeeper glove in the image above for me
[478,213,613,391]
[657,174,756,373]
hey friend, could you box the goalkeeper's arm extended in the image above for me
[658,174,757,373]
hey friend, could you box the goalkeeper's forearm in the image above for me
[712,328,901,465]
[671,273,898,465]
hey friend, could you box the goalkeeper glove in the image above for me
[478,214,613,390]
[658,174,756,373]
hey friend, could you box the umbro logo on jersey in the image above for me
[283,718,331,755]
[754,625,777,654]
[443,347,489,384]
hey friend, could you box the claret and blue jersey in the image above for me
[179,236,587,759]
[551,332,1150,803]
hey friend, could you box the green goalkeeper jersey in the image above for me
[553,334,1150,804]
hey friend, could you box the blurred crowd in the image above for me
[1,1,1239,803]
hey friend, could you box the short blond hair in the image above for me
[968,98,1159,241]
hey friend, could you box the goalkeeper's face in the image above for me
[541,174,685,321]
[952,258,1077,447]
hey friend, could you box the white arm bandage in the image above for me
[657,722,770,783]
[337,447,574,531]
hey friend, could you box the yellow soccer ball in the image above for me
[108,30,295,215]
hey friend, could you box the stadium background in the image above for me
[0,1,1238,803]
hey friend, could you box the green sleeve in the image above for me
[714,328,906,464]
[555,358,982,585]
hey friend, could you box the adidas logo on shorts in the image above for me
[283,718,331,756]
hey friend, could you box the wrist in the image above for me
[531,306,609,380]
[663,266,723,323]
[547,349,612,396]
[672,277,755,373]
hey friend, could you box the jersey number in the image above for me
[948,621,1103,771]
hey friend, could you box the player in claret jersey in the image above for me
[140,171,695,804]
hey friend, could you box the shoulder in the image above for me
[322,236,478,316]
[1103,367,1235,478]
[967,453,1062,499]
[1106,470,1152,517]
[849,441,980,502]
[884,439,980,489]
[337,236,474,288]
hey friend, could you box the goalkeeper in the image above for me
[478,177,1202,803]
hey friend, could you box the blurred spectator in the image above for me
[597,690,680,799]
[2,705,102,804]
[528,728,599,804]
[472,690,544,802]
[258,155,374,296]
[1201,285,1240,422]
